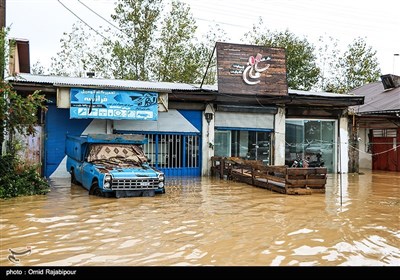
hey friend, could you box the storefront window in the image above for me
[214,131,231,157]
[285,120,336,172]
[215,130,272,165]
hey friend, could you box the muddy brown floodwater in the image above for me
[1,170,399,266]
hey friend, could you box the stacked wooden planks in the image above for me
[210,156,327,195]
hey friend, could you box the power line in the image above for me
[78,0,123,34]
[195,17,250,30]
[187,0,399,40]
[57,0,109,42]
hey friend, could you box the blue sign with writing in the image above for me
[70,88,158,120]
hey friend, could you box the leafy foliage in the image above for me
[0,27,7,80]
[47,2,382,92]
[108,0,162,80]
[313,35,341,91]
[0,27,50,198]
[0,81,48,144]
[154,1,198,82]
[31,61,46,75]
[49,22,103,77]
[322,37,381,93]
[198,24,231,85]
[0,82,50,199]
[244,20,320,91]
[48,0,223,84]
[0,153,50,199]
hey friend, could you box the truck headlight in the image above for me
[104,174,112,182]
[158,173,165,181]
[103,174,112,189]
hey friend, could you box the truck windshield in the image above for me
[87,144,148,166]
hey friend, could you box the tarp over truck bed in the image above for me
[65,134,147,161]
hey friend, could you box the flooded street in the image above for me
[1,170,399,266]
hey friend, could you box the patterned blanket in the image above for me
[87,144,147,165]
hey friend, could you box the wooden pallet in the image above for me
[211,157,327,195]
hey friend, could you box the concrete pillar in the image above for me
[339,116,349,173]
[274,107,286,166]
[202,104,215,176]
[106,119,113,134]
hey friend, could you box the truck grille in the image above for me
[111,178,160,190]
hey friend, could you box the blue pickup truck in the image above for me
[65,134,165,198]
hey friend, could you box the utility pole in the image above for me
[0,0,5,155]
[0,0,5,31]
[0,0,5,81]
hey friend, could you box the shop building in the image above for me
[6,43,364,178]
[350,74,400,172]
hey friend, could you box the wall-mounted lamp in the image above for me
[205,112,213,124]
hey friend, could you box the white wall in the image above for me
[202,105,215,176]
[274,107,286,165]
[339,116,349,173]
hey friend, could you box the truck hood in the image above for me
[95,164,160,179]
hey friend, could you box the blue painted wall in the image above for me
[178,110,202,132]
[45,99,91,177]
[44,104,203,177]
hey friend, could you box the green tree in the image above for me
[0,81,50,200]
[323,37,381,93]
[313,35,341,91]
[31,61,46,75]
[243,19,320,91]
[198,24,230,86]
[49,22,102,77]
[154,1,227,84]
[109,0,162,80]
[0,27,8,80]
[49,0,217,84]
[0,28,50,199]
[154,0,198,82]
[0,82,47,152]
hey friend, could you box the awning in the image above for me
[114,109,199,133]
[215,111,274,130]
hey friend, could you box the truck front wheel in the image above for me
[89,181,104,197]
[70,169,79,185]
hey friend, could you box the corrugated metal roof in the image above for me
[350,81,400,114]
[289,89,358,98]
[6,73,203,92]
[6,73,362,99]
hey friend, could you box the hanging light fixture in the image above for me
[205,113,213,124]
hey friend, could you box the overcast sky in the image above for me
[6,0,400,76]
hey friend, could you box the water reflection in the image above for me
[1,170,399,266]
